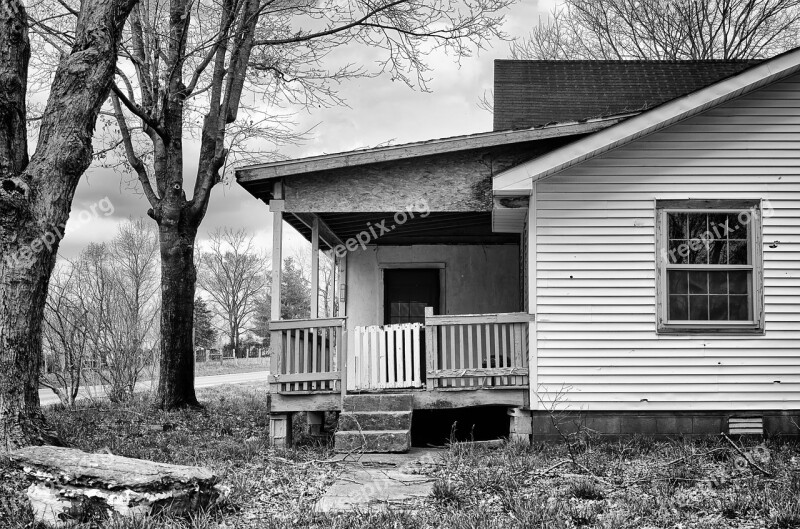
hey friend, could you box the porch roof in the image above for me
[235,116,628,205]
[285,211,519,251]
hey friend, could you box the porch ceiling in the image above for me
[286,212,518,250]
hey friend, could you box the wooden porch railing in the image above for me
[349,324,424,390]
[424,308,531,390]
[269,317,345,393]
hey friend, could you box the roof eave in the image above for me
[235,116,630,184]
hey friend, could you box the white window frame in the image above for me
[655,199,765,335]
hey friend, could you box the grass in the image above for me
[2,390,799,528]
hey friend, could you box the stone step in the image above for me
[334,430,411,453]
[338,410,413,432]
[342,393,413,412]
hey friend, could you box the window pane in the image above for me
[728,239,749,265]
[708,272,728,294]
[728,212,750,236]
[668,271,688,294]
[689,272,708,294]
[709,295,729,321]
[687,240,708,265]
[729,271,749,295]
[668,213,687,239]
[730,295,750,320]
[668,239,687,264]
[708,240,727,264]
[709,213,728,239]
[689,295,709,320]
[669,295,688,320]
[688,213,708,240]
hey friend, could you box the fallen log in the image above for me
[10,446,221,526]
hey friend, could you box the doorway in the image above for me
[383,268,440,324]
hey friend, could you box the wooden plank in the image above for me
[425,312,533,326]
[311,217,319,318]
[291,212,345,249]
[302,329,310,391]
[412,325,422,388]
[348,328,358,392]
[458,324,466,388]
[269,372,341,383]
[338,323,346,396]
[395,326,404,387]
[448,324,456,389]
[405,325,414,387]
[269,317,346,330]
[311,327,318,391]
[425,308,435,390]
[271,211,282,327]
[379,327,388,388]
[387,325,397,388]
[466,323,474,388]
[512,323,524,386]
[293,328,301,392]
[269,330,282,394]
[429,367,530,378]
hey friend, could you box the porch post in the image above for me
[311,217,320,318]
[269,197,287,447]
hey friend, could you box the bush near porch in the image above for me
[1,384,798,528]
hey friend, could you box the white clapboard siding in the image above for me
[533,72,800,412]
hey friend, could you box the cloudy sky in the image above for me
[60,1,551,260]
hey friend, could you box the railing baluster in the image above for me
[303,328,310,391]
[466,323,474,388]
[403,325,413,387]
[311,327,318,391]
[379,326,387,388]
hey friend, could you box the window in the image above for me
[656,200,764,334]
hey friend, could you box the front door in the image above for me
[383,268,440,324]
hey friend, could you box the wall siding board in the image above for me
[534,73,800,412]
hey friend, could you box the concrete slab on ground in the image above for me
[315,448,442,512]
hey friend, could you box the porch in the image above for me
[267,309,532,412]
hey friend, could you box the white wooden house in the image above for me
[236,49,800,450]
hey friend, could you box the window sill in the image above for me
[657,323,765,336]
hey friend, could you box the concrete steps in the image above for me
[335,394,413,453]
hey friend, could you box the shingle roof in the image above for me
[493,59,761,131]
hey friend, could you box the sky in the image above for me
[60,1,552,260]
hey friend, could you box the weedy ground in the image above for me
[1,385,798,528]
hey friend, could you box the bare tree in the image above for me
[41,263,91,407]
[95,219,160,402]
[198,229,267,359]
[0,0,137,449]
[512,0,800,60]
[98,0,514,409]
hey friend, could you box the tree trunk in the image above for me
[155,221,200,408]
[0,0,135,450]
